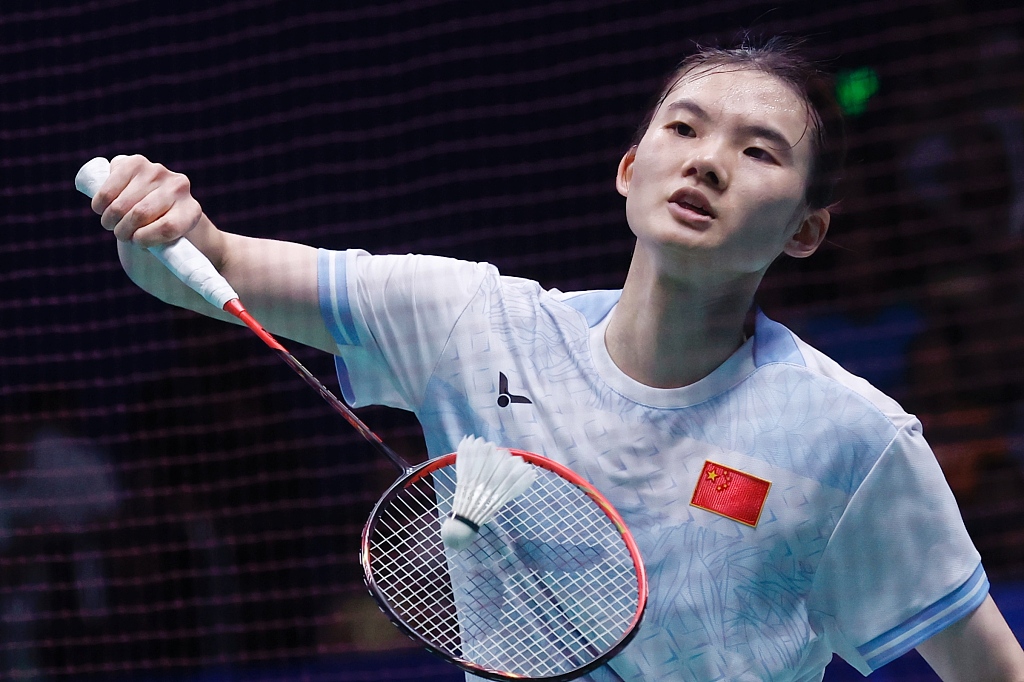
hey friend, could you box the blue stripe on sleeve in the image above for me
[317,249,360,347]
[859,562,989,670]
[333,356,356,404]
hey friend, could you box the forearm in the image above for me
[117,217,334,353]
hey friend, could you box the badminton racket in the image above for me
[76,157,648,681]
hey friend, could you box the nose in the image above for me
[684,141,728,190]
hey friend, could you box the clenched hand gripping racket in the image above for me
[77,158,647,681]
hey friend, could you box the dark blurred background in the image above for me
[2,1,1023,679]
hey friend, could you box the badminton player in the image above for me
[90,39,1024,681]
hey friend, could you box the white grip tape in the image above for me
[75,156,238,310]
[148,241,237,309]
[74,156,113,198]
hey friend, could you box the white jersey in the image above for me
[318,248,987,682]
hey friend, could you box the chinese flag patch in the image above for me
[690,460,772,527]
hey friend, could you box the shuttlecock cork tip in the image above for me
[440,516,477,551]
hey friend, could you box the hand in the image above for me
[91,154,203,248]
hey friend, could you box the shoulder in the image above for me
[751,310,914,431]
[325,248,497,292]
[322,248,625,336]
[745,311,930,495]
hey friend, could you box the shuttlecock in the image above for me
[441,436,537,551]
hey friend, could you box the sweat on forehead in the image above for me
[660,66,812,143]
[646,64,816,151]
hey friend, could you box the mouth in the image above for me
[668,188,715,220]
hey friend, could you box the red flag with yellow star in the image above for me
[690,460,771,527]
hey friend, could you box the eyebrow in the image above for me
[664,98,796,153]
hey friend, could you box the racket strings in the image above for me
[371,475,462,651]
[366,463,640,678]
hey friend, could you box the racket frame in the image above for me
[361,449,648,682]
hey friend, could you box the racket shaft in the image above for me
[272,346,407,471]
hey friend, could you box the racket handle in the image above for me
[75,156,239,311]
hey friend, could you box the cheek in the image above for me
[729,190,809,257]
[764,195,807,227]
[743,174,808,224]
[756,201,807,249]
[624,190,650,238]
[622,154,663,214]
[624,150,658,191]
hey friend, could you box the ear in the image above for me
[783,208,830,259]
[616,146,637,198]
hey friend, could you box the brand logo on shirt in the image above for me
[690,460,771,527]
[497,372,532,408]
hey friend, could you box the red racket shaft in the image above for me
[222,300,408,471]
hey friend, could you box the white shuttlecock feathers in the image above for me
[440,436,537,551]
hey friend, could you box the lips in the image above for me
[668,187,715,219]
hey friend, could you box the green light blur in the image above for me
[835,67,880,116]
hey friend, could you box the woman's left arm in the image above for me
[917,595,1024,681]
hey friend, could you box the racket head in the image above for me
[361,450,647,681]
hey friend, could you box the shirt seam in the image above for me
[412,263,493,414]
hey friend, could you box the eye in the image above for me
[670,122,695,137]
[744,147,777,163]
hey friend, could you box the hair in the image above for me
[630,37,847,210]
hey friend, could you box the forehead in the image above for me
[655,66,812,146]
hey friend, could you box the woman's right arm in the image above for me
[94,155,337,354]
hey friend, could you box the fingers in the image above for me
[90,154,143,220]
[92,154,202,247]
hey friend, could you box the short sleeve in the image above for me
[809,419,987,674]
[317,248,491,410]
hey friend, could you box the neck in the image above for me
[605,248,761,388]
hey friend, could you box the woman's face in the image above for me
[617,66,829,283]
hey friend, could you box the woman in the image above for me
[91,40,1024,681]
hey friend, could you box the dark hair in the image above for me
[631,37,846,209]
